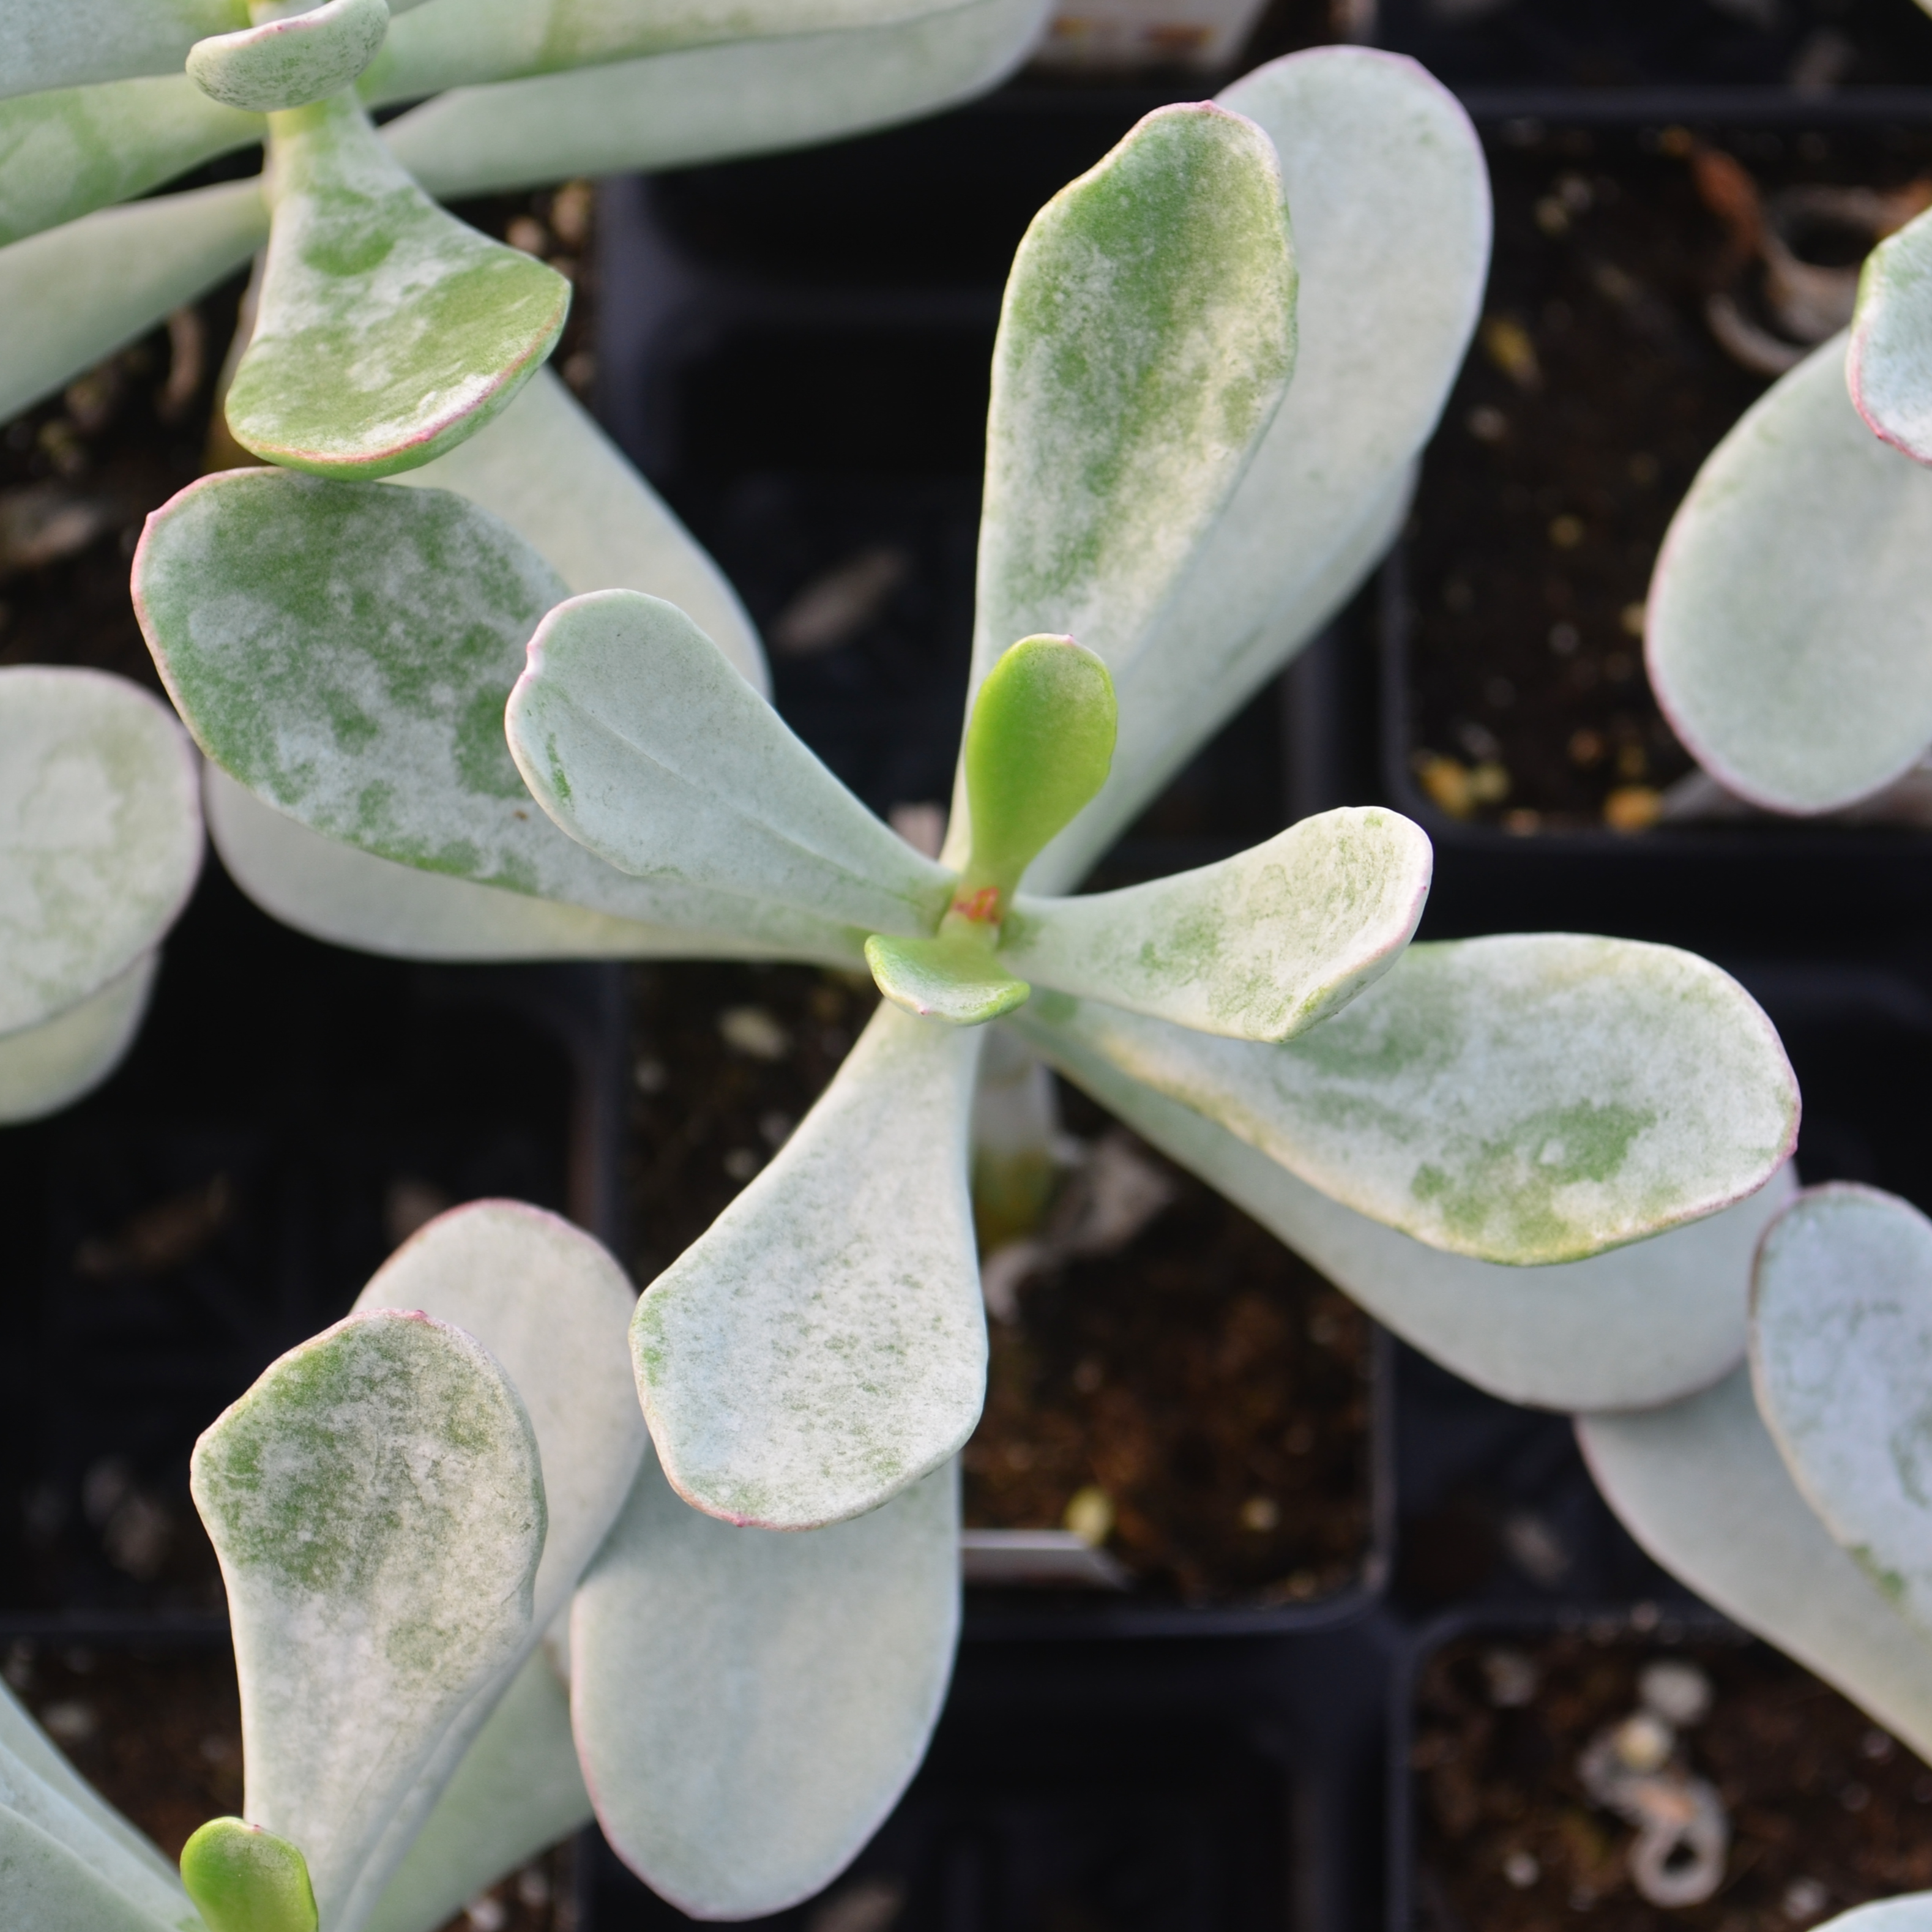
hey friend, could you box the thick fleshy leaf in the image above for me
[0,1806,187,1932]
[188,0,390,111]
[1649,335,1932,814]
[190,1310,545,1927]
[0,178,266,423]
[1015,1000,1793,1411]
[393,367,767,696]
[573,1450,960,1920]
[365,1647,589,1932]
[866,930,1030,1024]
[1849,204,1932,462]
[1751,1185,1932,1638]
[634,1002,987,1529]
[0,0,245,100]
[226,92,567,478]
[179,1820,317,1932]
[1812,1903,1932,1932]
[1580,1367,1932,1767]
[1026,51,1486,893]
[0,666,201,1035]
[378,0,1045,194]
[507,589,954,938]
[0,951,157,1125]
[1002,806,1430,1043]
[1017,934,1797,1266]
[0,79,259,249]
[136,471,872,963]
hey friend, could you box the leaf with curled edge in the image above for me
[1001,807,1430,1043]
[1850,203,1932,463]
[134,471,872,964]
[225,92,567,479]
[190,1309,545,1929]
[633,1003,986,1530]
[1015,934,1797,1267]
[1648,335,1932,815]
[187,0,390,113]
[572,1450,959,1922]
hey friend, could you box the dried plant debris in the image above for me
[1414,1631,1932,1932]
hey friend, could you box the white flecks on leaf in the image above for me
[187,0,390,112]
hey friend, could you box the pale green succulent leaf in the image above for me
[1016,1001,1792,1411]
[1649,334,1932,814]
[179,1820,317,1932]
[0,666,202,1035]
[365,1646,588,1932]
[0,951,157,1126]
[633,1003,987,1529]
[135,471,871,962]
[226,92,567,478]
[386,0,1046,196]
[1750,1184,1932,1646]
[1811,1902,1932,1932]
[190,1310,545,1928]
[506,589,955,938]
[394,367,767,697]
[573,1449,959,1920]
[1849,204,1932,463]
[1580,1367,1932,1769]
[0,1804,190,1932]
[0,0,245,100]
[866,931,1031,1024]
[0,78,259,250]
[0,177,266,424]
[1005,806,1430,1043]
[188,0,390,112]
[1026,51,1486,892]
[1018,934,1797,1266]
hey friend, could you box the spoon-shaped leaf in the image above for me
[1580,1366,1932,1768]
[0,0,245,100]
[179,1820,316,1932]
[573,1450,959,1920]
[1002,806,1431,1043]
[1015,999,1793,1411]
[135,471,873,963]
[1018,934,1797,1266]
[188,0,390,111]
[866,931,1031,1024]
[1849,204,1932,463]
[0,952,157,1125]
[191,1309,545,1927]
[225,92,568,478]
[507,589,955,938]
[635,1003,987,1529]
[1649,334,1932,814]
[1751,1184,1932,1638]
[0,667,201,1037]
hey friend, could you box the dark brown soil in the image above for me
[1,1636,572,1931]
[1414,1625,1932,1932]
[627,960,1374,1604]
[1404,124,1932,834]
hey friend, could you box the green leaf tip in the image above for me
[957,633,1115,918]
[181,1818,318,1932]
[865,931,1031,1026]
[188,0,390,112]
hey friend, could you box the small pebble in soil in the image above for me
[1862,1728,1897,1762]
[1603,785,1662,833]
[1611,1711,1674,1773]
[758,1110,793,1148]
[632,1055,667,1094]
[1467,405,1509,442]
[722,1147,761,1182]
[1619,600,1647,635]
[41,1699,97,1743]
[718,1005,791,1061]
[1064,1485,1114,1546]
[1503,1849,1540,1889]
[505,215,550,255]
[1240,1496,1280,1533]
[1482,1648,1540,1709]
[1482,315,1543,390]
[516,1867,550,1908]
[1550,513,1585,549]
[465,1897,508,1931]
[1638,1659,1713,1726]
[1785,1877,1829,1920]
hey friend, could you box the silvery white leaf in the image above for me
[0,0,244,100]
[0,951,156,1125]
[1849,203,1932,463]
[0,1805,189,1932]
[573,1450,959,1920]
[1810,1901,1932,1932]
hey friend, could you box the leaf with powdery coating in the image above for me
[1581,1367,1932,1770]
[188,0,390,112]
[1751,1185,1932,1643]
[1002,807,1430,1043]
[0,1806,189,1932]
[634,1003,987,1529]
[1649,335,1932,815]
[190,1310,545,1929]
[0,666,201,1037]
[573,1451,959,1922]
[0,952,157,1126]
[1810,1902,1932,1932]
[226,92,567,478]
[1850,204,1932,463]
[0,0,245,102]
[1020,934,1797,1266]
[507,589,955,940]
[1017,996,1792,1409]
[135,471,873,964]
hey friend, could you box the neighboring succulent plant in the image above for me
[0,664,203,1122]
[132,46,1801,1548]
[0,0,1050,463]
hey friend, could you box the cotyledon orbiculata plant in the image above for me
[0,1199,960,1928]
[0,0,1050,477]
[133,50,1802,1542]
